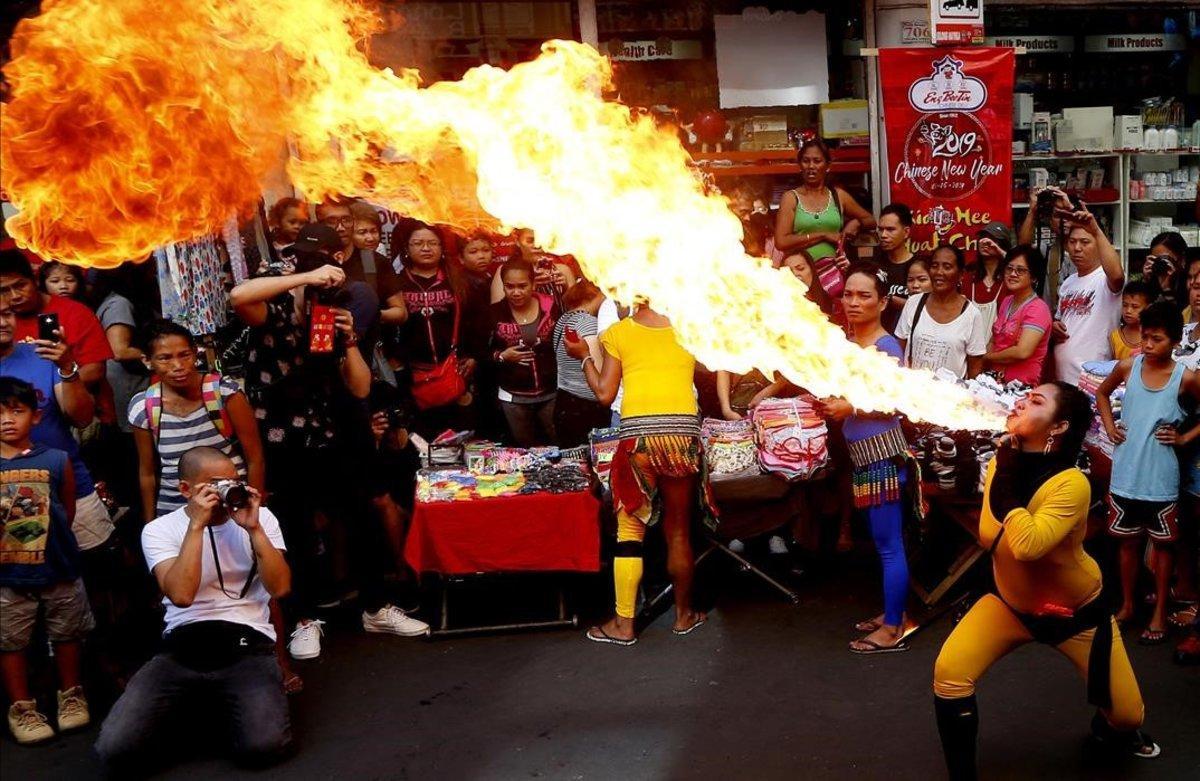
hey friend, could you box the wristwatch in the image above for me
[57,362,80,382]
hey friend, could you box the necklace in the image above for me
[796,187,832,217]
[513,304,539,325]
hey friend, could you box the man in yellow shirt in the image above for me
[566,304,716,645]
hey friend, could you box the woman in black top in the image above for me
[389,222,480,440]
[488,259,560,446]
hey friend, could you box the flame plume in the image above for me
[0,0,1004,429]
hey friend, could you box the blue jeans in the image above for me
[866,469,909,628]
[95,652,291,773]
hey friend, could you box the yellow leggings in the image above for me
[614,512,647,619]
[933,594,1144,731]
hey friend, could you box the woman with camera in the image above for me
[1140,231,1189,311]
[933,383,1159,779]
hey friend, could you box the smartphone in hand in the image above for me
[37,313,61,343]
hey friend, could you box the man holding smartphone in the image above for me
[0,250,113,392]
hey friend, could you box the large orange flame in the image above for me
[0,0,1004,429]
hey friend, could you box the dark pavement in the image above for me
[3,556,1199,780]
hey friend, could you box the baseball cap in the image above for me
[292,223,343,255]
[977,221,1014,253]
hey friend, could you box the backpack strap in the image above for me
[200,373,234,441]
[143,381,164,444]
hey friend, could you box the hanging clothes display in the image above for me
[154,234,228,335]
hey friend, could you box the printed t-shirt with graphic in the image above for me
[1053,266,1122,385]
[390,269,458,365]
[894,294,988,379]
[128,377,247,515]
[13,295,114,367]
[0,446,79,588]
[990,294,1052,385]
[1,343,96,499]
[142,505,286,640]
[600,319,696,418]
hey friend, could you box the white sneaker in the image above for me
[728,539,746,554]
[288,619,326,660]
[362,604,430,637]
[768,535,789,555]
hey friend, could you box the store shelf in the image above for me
[1012,200,1121,210]
[1122,150,1200,157]
[1129,198,1196,204]
[694,147,870,177]
[1014,152,1121,162]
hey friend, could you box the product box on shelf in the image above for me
[1013,94,1033,130]
[739,115,789,151]
[1114,115,1144,150]
[1031,112,1053,153]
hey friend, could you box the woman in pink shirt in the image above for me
[984,245,1052,385]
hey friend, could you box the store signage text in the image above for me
[610,39,702,62]
[1083,34,1185,53]
[984,35,1074,53]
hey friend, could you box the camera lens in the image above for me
[215,481,250,510]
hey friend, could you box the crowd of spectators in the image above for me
[2,173,1199,770]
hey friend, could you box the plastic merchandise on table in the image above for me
[520,463,592,495]
[751,397,828,480]
[701,417,759,476]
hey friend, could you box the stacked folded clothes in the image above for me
[701,417,758,476]
[751,397,828,480]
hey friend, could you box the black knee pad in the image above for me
[614,541,644,557]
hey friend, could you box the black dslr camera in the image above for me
[211,479,251,510]
[1035,188,1084,225]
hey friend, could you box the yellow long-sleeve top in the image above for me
[979,459,1102,615]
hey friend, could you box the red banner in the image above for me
[880,48,1014,258]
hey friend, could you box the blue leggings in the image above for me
[867,492,909,628]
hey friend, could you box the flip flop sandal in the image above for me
[854,618,883,633]
[1138,628,1168,646]
[849,637,909,655]
[672,617,707,636]
[586,626,637,647]
[1169,605,1198,628]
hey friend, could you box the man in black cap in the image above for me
[229,223,428,664]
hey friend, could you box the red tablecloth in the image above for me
[405,490,601,575]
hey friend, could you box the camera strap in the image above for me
[207,526,258,600]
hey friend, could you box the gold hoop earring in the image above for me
[1044,434,1055,454]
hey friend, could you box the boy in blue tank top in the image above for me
[1097,303,1200,645]
[0,377,93,745]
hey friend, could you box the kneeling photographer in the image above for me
[95,447,292,773]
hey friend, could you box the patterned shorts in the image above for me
[1107,494,1178,542]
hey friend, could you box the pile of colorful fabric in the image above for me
[416,470,527,502]
[1078,360,1121,459]
[751,397,829,480]
[700,417,758,476]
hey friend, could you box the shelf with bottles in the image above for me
[1013,152,1121,163]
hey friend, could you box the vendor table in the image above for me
[405,489,601,636]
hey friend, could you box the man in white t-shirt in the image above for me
[1051,212,1125,385]
[96,447,292,773]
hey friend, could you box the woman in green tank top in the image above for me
[774,138,875,289]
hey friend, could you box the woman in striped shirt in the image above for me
[128,320,264,520]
